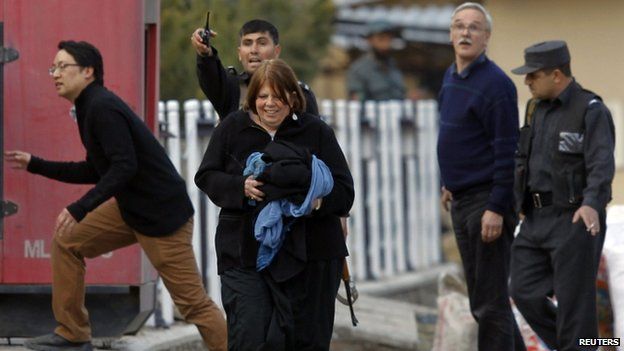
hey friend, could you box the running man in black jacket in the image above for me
[4,40,226,351]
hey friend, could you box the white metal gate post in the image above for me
[334,100,349,159]
[200,100,222,306]
[379,102,395,276]
[157,100,181,325]
[417,100,441,265]
[402,100,420,269]
[365,101,382,279]
[389,101,407,273]
[183,99,202,265]
[333,100,358,281]
[166,100,182,171]
[422,101,441,264]
[347,100,366,281]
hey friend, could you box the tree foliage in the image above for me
[160,0,335,102]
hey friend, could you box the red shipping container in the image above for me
[1,0,160,337]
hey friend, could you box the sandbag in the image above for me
[511,300,550,351]
[604,206,624,344]
[431,270,477,351]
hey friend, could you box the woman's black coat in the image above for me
[195,110,355,275]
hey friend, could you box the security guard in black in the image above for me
[509,40,615,351]
[191,19,318,120]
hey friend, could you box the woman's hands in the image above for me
[244,176,265,201]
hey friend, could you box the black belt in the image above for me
[528,192,553,209]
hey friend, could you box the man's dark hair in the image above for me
[543,62,572,77]
[239,19,279,45]
[58,40,104,85]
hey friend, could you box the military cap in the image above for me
[512,40,571,75]
[364,20,400,38]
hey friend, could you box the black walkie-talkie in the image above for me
[200,11,211,45]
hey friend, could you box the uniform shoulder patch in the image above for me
[588,98,602,106]
[298,81,310,91]
[226,66,238,76]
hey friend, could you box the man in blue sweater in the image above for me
[437,3,525,350]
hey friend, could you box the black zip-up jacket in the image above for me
[196,48,319,120]
[515,81,615,212]
[254,140,313,205]
[28,83,193,236]
[194,110,354,274]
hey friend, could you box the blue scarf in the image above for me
[243,152,334,270]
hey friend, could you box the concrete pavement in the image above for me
[0,264,454,351]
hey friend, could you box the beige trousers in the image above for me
[51,200,227,351]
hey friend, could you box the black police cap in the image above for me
[511,40,571,75]
[364,20,400,38]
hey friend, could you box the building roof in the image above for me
[332,4,454,49]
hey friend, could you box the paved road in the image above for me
[0,293,433,351]
[0,266,453,351]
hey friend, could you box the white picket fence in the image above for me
[151,99,442,324]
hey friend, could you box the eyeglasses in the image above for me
[450,23,486,34]
[48,63,81,76]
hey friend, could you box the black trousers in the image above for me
[220,259,343,351]
[510,205,606,351]
[451,190,525,351]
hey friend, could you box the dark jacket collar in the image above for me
[452,53,487,79]
[551,79,579,106]
[239,71,252,85]
[75,81,100,107]
[74,82,103,121]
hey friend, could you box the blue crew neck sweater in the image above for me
[437,55,519,214]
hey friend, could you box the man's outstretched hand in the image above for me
[191,28,217,56]
[4,150,32,170]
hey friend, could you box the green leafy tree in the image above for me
[160,0,334,102]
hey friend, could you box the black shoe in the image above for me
[24,333,93,351]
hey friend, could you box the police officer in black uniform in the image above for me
[191,19,318,120]
[509,40,615,351]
